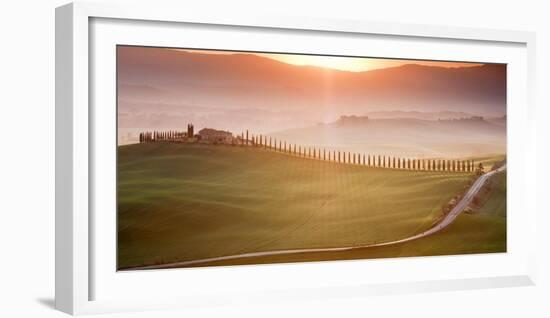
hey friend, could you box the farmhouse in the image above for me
[198,128,234,144]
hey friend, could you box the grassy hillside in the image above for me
[191,173,507,267]
[189,213,506,268]
[117,143,475,269]
[472,171,507,217]
[463,154,506,171]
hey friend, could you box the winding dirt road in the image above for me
[128,165,506,270]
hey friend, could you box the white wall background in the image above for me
[0,0,548,317]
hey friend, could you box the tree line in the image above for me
[138,129,477,172]
[247,133,476,172]
[139,130,186,143]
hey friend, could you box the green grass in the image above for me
[473,171,507,217]
[117,143,478,269]
[191,213,506,267]
[463,154,506,170]
[192,173,507,267]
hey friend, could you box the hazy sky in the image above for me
[118,46,505,136]
[176,48,482,72]
[118,46,506,155]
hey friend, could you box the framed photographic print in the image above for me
[56,2,538,315]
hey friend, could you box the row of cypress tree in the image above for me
[139,130,185,143]
[248,133,475,172]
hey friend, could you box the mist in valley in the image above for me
[117,46,506,158]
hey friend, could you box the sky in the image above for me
[117,45,506,153]
[176,48,482,72]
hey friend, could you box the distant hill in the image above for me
[269,116,505,158]
[486,115,507,126]
[117,47,506,132]
[363,110,476,121]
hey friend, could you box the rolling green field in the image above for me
[463,154,506,171]
[194,171,507,267]
[118,143,480,269]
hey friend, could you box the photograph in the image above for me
[116,45,507,270]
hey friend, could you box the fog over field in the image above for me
[269,116,505,158]
[117,46,506,157]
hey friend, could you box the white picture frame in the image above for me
[56,1,538,315]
